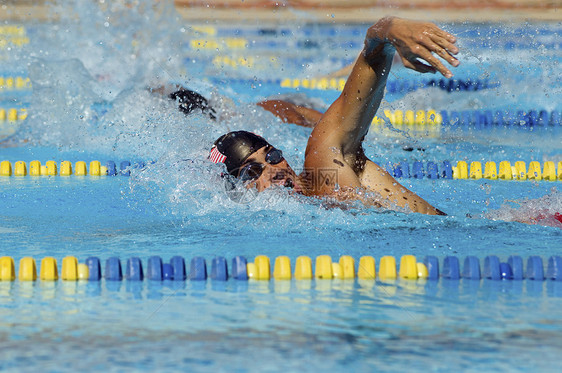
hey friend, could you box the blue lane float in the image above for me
[426,162,439,179]
[170,256,186,281]
[231,256,248,280]
[106,161,117,176]
[211,257,228,281]
[441,161,453,179]
[462,256,481,280]
[398,161,410,178]
[126,257,144,281]
[189,257,207,281]
[526,256,545,281]
[105,257,122,281]
[547,256,562,281]
[412,161,425,179]
[483,255,501,280]
[423,256,440,280]
[120,161,131,176]
[86,257,101,281]
[162,263,173,280]
[147,256,163,281]
[508,256,525,280]
[442,256,461,280]
[500,262,513,280]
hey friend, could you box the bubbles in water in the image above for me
[486,188,562,228]
[7,2,560,227]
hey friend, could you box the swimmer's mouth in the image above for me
[271,171,300,192]
[284,177,303,193]
[284,178,294,188]
[272,171,292,188]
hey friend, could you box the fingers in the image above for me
[389,20,460,78]
[401,57,436,74]
[422,51,454,78]
[415,29,460,78]
[433,27,457,44]
[401,44,453,77]
[430,34,459,55]
[426,36,460,68]
[401,52,453,78]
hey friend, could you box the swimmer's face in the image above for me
[237,145,302,193]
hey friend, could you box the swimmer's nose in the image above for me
[272,171,286,181]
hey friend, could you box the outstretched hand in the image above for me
[367,17,459,78]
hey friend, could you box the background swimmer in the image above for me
[155,85,324,127]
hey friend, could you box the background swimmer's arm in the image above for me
[318,63,354,79]
[256,100,323,128]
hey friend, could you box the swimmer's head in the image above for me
[209,131,301,192]
[169,89,216,120]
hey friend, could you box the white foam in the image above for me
[486,188,562,227]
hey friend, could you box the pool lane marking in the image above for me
[2,255,561,282]
[1,160,561,181]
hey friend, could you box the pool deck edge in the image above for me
[174,5,562,23]
[1,2,560,23]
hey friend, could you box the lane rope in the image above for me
[0,108,27,121]
[208,77,500,93]
[3,107,560,129]
[1,160,560,182]
[0,160,144,177]
[371,109,562,127]
[0,76,31,91]
[384,160,562,181]
[1,254,560,282]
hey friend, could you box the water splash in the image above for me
[16,0,188,148]
[486,189,562,228]
[7,1,561,226]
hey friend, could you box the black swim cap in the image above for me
[169,88,216,120]
[209,131,269,176]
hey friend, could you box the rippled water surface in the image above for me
[1,1,561,371]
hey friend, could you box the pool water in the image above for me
[1,1,562,371]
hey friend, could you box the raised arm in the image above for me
[306,17,458,159]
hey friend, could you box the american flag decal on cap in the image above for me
[209,146,226,164]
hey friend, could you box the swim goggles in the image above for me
[237,147,284,183]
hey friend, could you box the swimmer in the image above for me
[512,210,562,227]
[527,212,562,226]
[161,86,323,128]
[209,17,459,215]
[167,87,422,153]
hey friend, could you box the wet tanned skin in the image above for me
[241,18,458,215]
[299,17,457,215]
[256,100,323,128]
[242,146,303,193]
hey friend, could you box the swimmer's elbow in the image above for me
[435,208,447,216]
[421,205,446,216]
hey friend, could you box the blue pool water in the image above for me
[1,1,562,371]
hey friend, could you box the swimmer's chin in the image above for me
[270,177,303,193]
[285,177,304,193]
